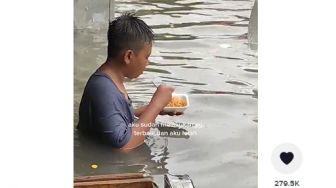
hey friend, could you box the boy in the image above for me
[77,13,175,150]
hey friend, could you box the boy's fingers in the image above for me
[158,84,174,91]
[168,112,175,116]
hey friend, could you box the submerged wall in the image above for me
[248,0,258,49]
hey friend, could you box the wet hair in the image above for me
[107,13,154,59]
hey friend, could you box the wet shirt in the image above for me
[78,70,134,148]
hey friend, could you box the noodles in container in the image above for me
[163,94,189,113]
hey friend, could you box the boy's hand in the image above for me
[159,111,183,116]
[150,84,175,110]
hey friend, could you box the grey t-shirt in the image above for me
[78,70,134,148]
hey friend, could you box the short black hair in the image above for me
[107,13,154,59]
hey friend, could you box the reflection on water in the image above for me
[74,0,257,187]
[74,130,169,176]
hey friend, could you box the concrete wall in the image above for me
[74,0,115,30]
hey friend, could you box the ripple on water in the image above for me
[144,67,172,74]
[226,80,252,86]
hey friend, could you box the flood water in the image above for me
[74,0,257,187]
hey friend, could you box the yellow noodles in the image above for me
[166,97,187,107]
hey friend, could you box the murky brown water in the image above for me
[74,0,257,187]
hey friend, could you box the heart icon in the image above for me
[280,152,294,165]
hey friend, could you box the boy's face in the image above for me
[124,42,152,79]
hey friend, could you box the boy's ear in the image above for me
[124,50,133,65]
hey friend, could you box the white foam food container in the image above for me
[163,93,189,113]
